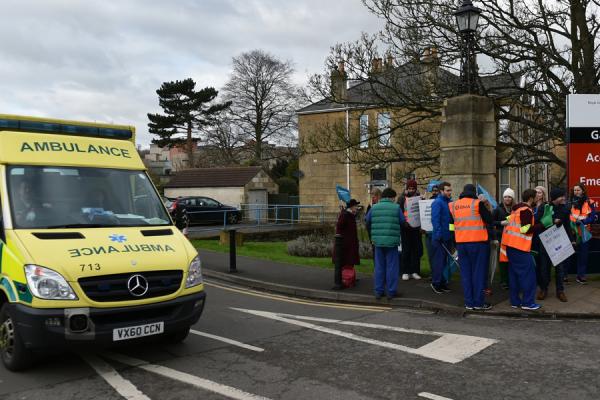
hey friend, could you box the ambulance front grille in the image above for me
[78,270,183,302]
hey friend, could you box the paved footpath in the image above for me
[198,249,600,319]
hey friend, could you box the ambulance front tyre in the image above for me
[0,303,34,371]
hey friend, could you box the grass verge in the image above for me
[192,239,431,276]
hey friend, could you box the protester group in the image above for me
[334,180,597,311]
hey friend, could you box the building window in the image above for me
[371,168,387,181]
[499,167,510,200]
[359,114,369,148]
[377,112,391,146]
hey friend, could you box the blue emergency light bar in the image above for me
[0,117,133,140]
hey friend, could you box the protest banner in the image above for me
[419,199,434,232]
[539,225,576,267]
[406,196,421,228]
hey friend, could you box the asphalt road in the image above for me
[1,280,600,400]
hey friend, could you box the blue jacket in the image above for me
[431,195,452,241]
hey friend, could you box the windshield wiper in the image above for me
[42,224,115,229]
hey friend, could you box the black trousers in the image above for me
[401,227,423,274]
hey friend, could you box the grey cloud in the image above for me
[1,0,382,147]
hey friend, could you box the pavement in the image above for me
[198,248,600,319]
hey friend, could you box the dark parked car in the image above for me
[169,196,242,228]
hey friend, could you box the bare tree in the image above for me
[305,0,600,181]
[222,49,301,163]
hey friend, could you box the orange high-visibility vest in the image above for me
[448,198,488,243]
[502,206,534,252]
[570,200,595,232]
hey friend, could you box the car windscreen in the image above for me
[7,166,171,228]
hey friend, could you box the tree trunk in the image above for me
[187,121,193,168]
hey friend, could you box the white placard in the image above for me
[539,225,576,267]
[419,199,434,232]
[406,196,421,228]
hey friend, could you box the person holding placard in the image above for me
[569,183,597,284]
[536,188,572,302]
[502,189,541,311]
[398,179,423,281]
[423,185,440,276]
[449,184,494,310]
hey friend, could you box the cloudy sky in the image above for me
[1,0,382,147]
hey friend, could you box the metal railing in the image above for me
[182,204,327,233]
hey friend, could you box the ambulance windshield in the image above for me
[7,166,171,229]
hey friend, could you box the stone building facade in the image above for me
[298,52,566,215]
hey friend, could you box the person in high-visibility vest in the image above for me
[492,188,515,290]
[448,184,493,310]
[569,183,597,284]
[398,179,423,281]
[502,188,541,311]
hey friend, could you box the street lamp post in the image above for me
[454,0,482,94]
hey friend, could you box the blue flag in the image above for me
[427,180,442,192]
[477,184,498,210]
[336,184,351,204]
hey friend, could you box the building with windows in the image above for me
[297,51,564,214]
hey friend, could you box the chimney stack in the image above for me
[421,47,440,95]
[330,60,348,102]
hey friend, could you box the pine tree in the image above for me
[148,78,230,168]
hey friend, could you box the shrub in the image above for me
[287,234,373,259]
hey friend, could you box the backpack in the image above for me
[342,265,356,288]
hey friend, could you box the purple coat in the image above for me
[332,210,360,266]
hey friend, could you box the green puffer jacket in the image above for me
[371,198,402,247]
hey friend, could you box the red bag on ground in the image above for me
[342,265,356,288]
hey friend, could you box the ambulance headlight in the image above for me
[24,265,78,300]
[185,256,203,288]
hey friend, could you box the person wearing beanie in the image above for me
[449,183,494,310]
[398,179,423,281]
[365,188,406,300]
[492,187,515,289]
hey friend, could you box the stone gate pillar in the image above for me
[440,94,496,198]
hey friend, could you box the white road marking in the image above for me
[232,308,498,364]
[190,329,264,352]
[103,352,272,400]
[82,354,151,400]
[418,392,454,400]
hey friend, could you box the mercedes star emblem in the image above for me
[127,274,149,297]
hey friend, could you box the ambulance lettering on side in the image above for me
[0,115,206,371]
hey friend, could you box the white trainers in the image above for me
[411,273,421,280]
[402,274,409,281]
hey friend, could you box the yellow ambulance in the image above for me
[0,115,206,370]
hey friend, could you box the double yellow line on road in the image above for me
[204,280,391,312]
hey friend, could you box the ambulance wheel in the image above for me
[0,304,34,371]
[165,326,190,344]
